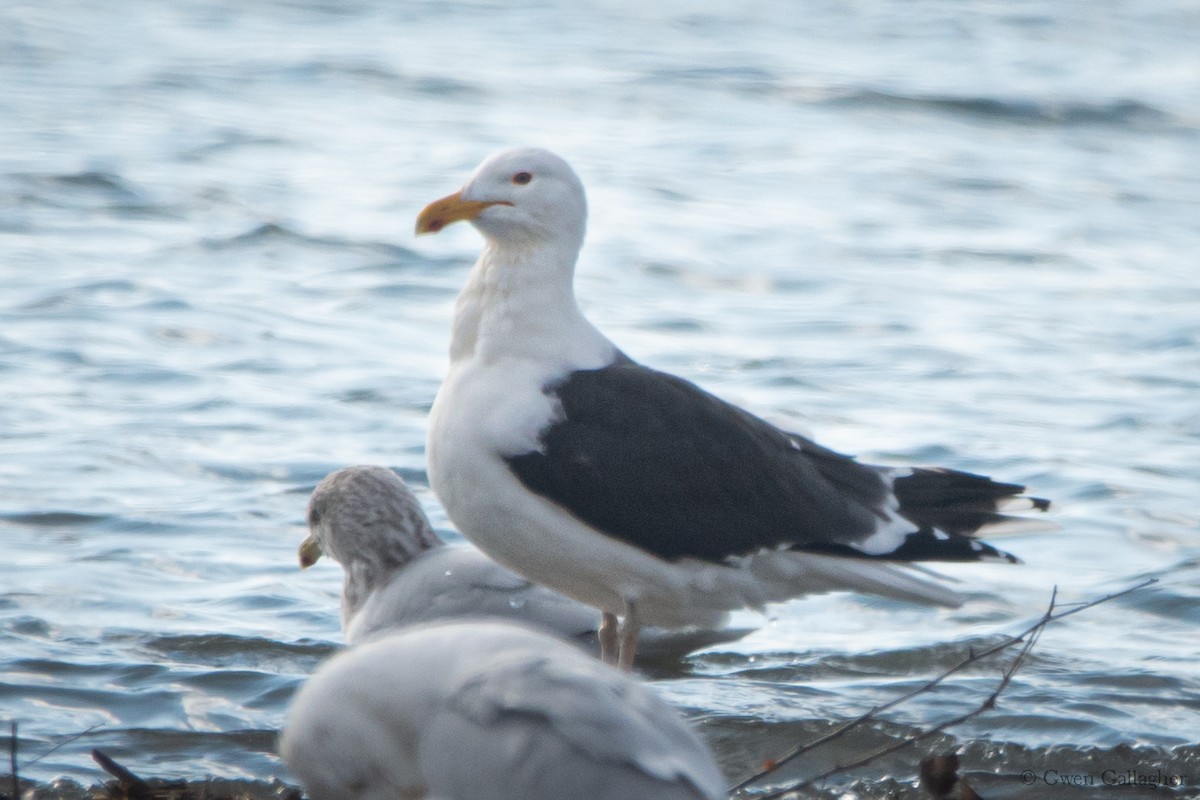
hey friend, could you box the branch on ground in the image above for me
[730,578,1157,798]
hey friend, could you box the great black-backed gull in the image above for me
[298,465,749,658]
[415,148,1050,669]
[279,621,726,800]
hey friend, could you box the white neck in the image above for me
[448,238,614,368]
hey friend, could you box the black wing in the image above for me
[506,362,897,563]
[506,362,1045,565]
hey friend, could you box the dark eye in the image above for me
[512,171,533,185]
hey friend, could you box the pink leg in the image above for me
[599,611,619,666]
[617,601,640,672]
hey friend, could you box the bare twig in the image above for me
[732,578,1156,796]
[9,722,17,800]
[758,590,1050,799]
[18,723,104,772]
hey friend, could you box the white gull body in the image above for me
[417,148,1049,668]
[279,621,726,800]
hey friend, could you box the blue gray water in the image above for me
[2,0,1198,797]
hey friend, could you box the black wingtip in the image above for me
[892,467,1052,536]
[895,529,1023,564]
[799,527,1022,564]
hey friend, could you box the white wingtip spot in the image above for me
[998,497,1048,512]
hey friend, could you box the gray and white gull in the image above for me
[279,620,726,800]
[415,148,1050,669]
[298,465,747,657]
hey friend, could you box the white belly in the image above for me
[426,354,957,627]
[427,358,735,628]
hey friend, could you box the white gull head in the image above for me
[415,148,615,369]
[416,147,587,252]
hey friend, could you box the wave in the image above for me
[639,67,1188,131]
[821,89,1183,129]
[195,222,424,264]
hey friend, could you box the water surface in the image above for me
[2,1,1198,797]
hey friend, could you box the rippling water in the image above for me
[3,0,1198,797]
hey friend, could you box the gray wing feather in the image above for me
[348,546,751,658]
[418,652,725,800]
[347,546,599,644]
